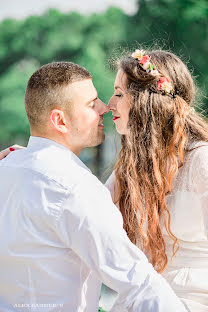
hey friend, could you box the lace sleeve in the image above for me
[190,145,208,232]
[105,171,116,201]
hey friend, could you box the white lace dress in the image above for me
[105,141,208,312]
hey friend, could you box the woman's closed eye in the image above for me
[115,94,122,97]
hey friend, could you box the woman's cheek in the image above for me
[120,98,131,119]
[117,100,124,116]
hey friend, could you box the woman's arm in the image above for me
[191,145,208,233]
[105,171,116,199]
[0,144,25,160]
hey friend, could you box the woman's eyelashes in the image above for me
[115,94,122,97]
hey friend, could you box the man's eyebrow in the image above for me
[86,95,98,105]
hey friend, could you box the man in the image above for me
[0,62,187,312]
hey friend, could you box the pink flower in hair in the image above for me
[132,49,164,82]
[157,77,173,93]
[142,61,151,70]
[140,55,150,65]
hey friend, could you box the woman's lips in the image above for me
[113,116,120,121]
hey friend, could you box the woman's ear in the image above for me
[49,109,68,133]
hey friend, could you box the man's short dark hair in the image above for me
[25,62,92,130]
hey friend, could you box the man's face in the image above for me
[64,79,109,154]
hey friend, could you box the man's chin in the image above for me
[98,132,105,144]
[90,133,105,147]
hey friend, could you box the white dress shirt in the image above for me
[0,136,187,312]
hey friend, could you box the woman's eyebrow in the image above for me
[114,86,123,90]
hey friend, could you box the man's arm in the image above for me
[59,174,187,312]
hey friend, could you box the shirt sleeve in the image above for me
[59,173,187,312]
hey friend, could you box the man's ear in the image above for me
[49,109,68,133]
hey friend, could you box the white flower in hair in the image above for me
[150,69,159,76]
[131,49,145,60]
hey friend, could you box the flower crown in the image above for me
[131,49,175,96]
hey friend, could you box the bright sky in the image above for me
[0,0,138,21]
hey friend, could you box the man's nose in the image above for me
[103,103,110,114]
[98,99,110,114]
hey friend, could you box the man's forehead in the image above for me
[67,79,97,100]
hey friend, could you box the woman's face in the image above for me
[108,69,131,135]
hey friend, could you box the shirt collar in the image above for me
[27,136,91,173]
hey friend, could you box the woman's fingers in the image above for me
[0,144,25,160]
[10,144,25,150]
[0,148,12,159]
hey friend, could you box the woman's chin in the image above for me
[115,126,128,135]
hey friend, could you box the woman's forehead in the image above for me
[114,69,128,90]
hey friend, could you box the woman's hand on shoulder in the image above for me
[0,144,25,160]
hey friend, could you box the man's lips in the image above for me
[113,116,120,121]
[98,121,104,128]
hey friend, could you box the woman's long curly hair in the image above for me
[114,50,208,273]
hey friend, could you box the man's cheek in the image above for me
[82,111,99,125]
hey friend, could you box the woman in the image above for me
[2,49,208,311]
[106,49,208,312]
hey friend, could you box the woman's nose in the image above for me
[108,96,115,110]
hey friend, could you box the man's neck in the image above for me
[30,132,83,156]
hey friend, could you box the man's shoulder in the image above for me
[34,148,93,190]
[1,146,92,190]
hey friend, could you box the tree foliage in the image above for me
[0,0,207,147]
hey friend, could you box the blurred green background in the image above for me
[0,0,207,179]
